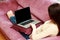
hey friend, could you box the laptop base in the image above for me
[17,19,40,28]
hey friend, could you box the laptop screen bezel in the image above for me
[15,7,31,24]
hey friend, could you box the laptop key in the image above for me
[21,20,34,25]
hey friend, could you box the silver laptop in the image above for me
[15,7,40,28]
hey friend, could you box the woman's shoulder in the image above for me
[44,20,51,24]
[44,20,58,28]
[44,20,56,25]
[44,20,59,35]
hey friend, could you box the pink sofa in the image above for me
[0,0,60,40]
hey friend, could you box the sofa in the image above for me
[0,0,60,40]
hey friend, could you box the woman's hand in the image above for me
[29,23,37,40]
[30,23,36,30]
[29,34,33,40]
[29,34,32,39]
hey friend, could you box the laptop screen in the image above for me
[15,7,31,24]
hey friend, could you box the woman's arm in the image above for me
[30,24,58,40]
[30,23,43,34]
[30,23,43,40]
[30,24,36,40]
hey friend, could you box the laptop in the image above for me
[15,7,40,28]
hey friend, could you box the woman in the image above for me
[30,3,60,40]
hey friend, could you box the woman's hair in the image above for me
[48,3,60,35]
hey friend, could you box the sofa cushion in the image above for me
[30,0,52,22]
[16,0,51,22]
[16,0,31,7]
[0,0,18,12]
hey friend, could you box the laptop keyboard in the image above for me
[20,20,34,25]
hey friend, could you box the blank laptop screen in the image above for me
[15,7,31,24]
